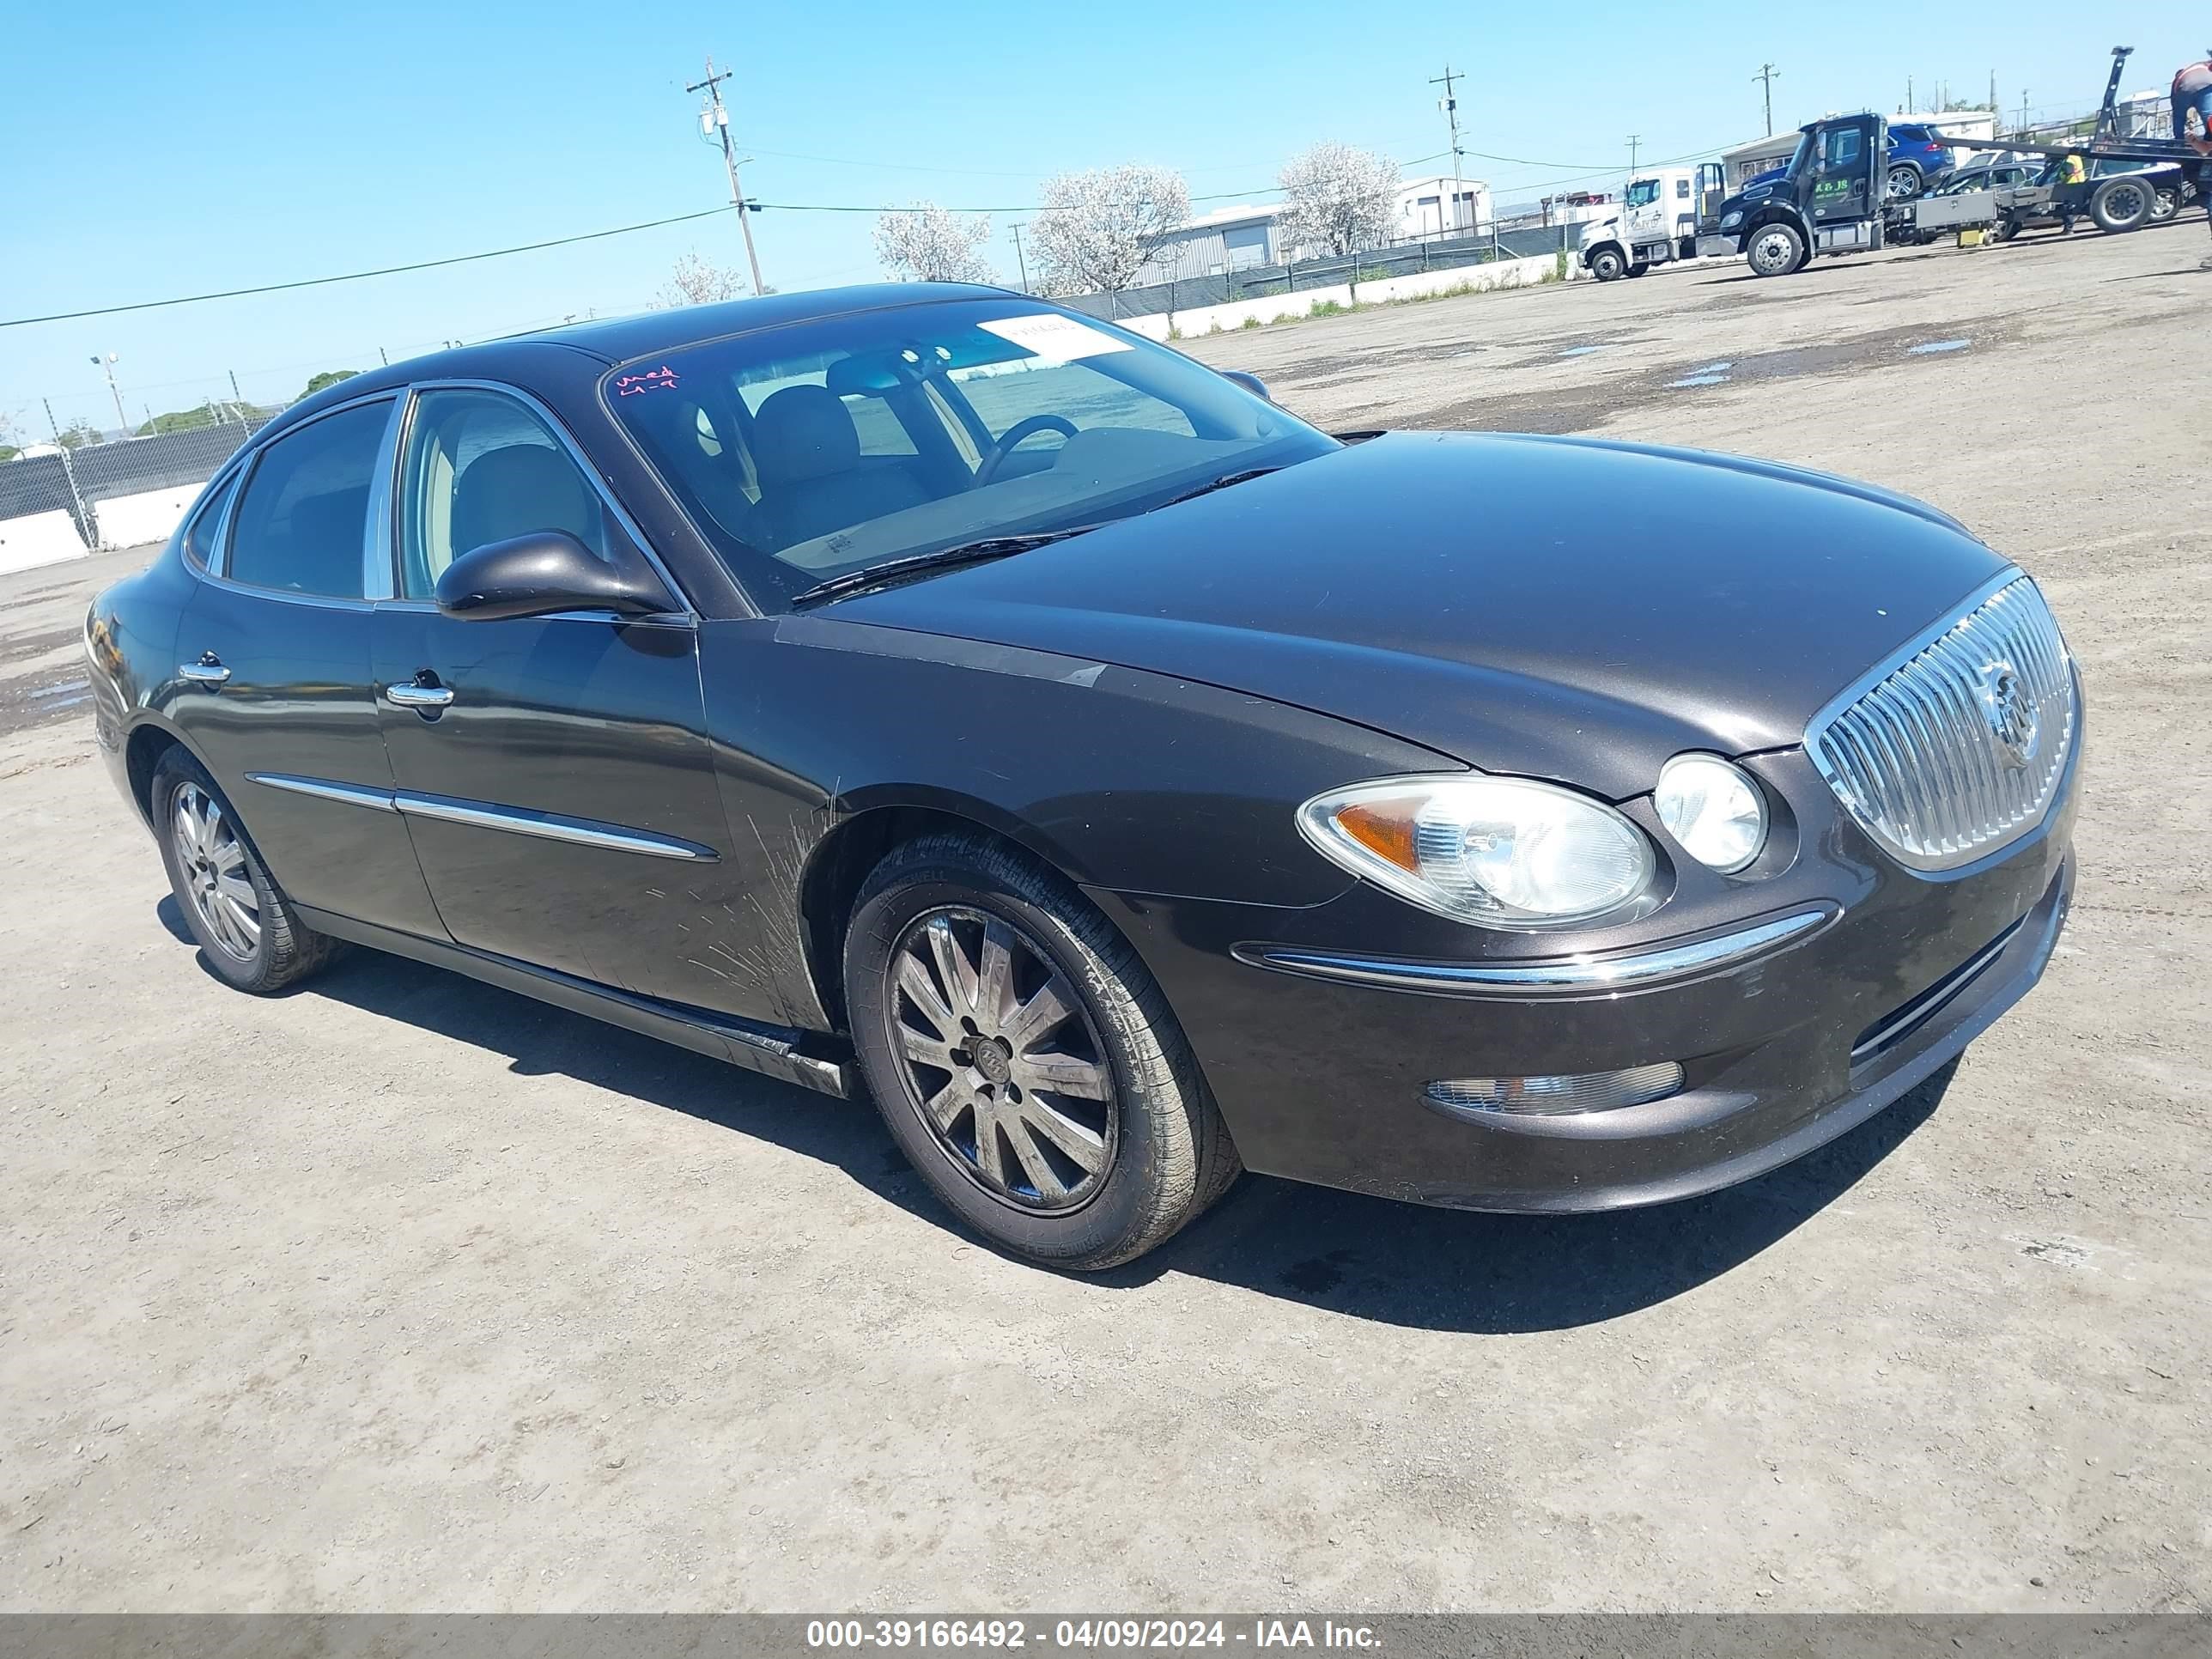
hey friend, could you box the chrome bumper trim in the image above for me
[1235,908,1835,996]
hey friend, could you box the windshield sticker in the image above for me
[615,365,680,397]
[976,315,1133,363]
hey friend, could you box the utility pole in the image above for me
[91,353,126,436]
[688,55,766,296]
[1753,63,1780,136]
[1008,223,1030,292]
[1627,133,1641,177]
[1430,64,1468,234]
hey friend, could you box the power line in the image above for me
[0,204,736,330]
[1753,63,1781,137]
[2,137,1736,332]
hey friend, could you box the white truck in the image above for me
[1578,163,1729,280]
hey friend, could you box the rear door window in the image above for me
[225,401,393,599]
[181,471,240,571]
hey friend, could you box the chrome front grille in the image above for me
[1808,574,2075,872]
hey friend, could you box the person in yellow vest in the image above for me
[2055,150,2087,234]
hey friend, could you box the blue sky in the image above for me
[3,0,2204,431]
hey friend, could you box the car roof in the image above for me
[254,281,1024,441]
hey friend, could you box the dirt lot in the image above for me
[3,227,2207,1613]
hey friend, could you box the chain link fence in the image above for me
[1,414,276,556]
[1056,222,1583,321]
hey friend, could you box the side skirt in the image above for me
[293,905,851,1098]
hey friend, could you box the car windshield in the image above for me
[605,297,1336,610]
[1783,130,1815,179]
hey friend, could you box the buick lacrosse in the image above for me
[87,286,2081,1269]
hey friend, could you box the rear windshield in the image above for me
[605,298,1334,611]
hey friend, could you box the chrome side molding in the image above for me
[1234,908,1835,996]
[243,774,715,861]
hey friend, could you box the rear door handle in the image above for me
[179,654,230,686]
[384,673,455,711]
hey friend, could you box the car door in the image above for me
[371,382,762,1015]
[170,395,446,939]
[1808,116,1881,247]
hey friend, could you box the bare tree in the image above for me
[1275,142,1403,297]
[1029,164,1191,305]
[656,251,753,309]
[872,203,997,283]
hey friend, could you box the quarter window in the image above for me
[225,400,392,599]
[180,471,239,571]
[398,388,617,601]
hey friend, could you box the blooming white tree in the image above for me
[656,251,752,309]
[872,204,997,283]
[1029,164,1191,302]
[1274,143,1404,294]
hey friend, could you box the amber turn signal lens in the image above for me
[1334,800,1421,872]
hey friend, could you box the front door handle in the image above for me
[384,674,455,711]
[179,653,231,686]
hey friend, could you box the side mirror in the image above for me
[434,530,674,622]
[1221,368,1272,404]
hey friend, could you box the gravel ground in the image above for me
[2,224,2207,1613]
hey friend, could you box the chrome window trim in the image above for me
[1234,908,1835,996]
[392,379,697,619]
[246,773,398,813]
[392,791,718,861]
[205,392,400,603]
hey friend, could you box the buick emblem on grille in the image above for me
[1979,659,2039,769]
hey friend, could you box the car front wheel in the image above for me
[843,832,1239,1271]
[151,748,343,994]
[1589,246,1626,282]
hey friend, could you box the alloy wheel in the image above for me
[1886,165,1920,200]
[885,906,1116,1212]
[172,782,260,962]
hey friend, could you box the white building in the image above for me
[1395,174,1492,239]
[1131,204,1288,286]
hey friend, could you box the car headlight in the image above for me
[1720,209,1744,229]
[1654,753,1767,873]
[1297,775,1655,928]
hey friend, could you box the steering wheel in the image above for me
[974,415,1079,486]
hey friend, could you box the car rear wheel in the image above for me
[151,749,344,994]
[1746,222,1806,277]
[1887,164,1923,201]
[843,832,1239,1272]
[1589,246,1626,282]
[1624,261,1651,277]
[2089,177,2153,233]
[2150,185,2179,222]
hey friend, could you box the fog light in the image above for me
[1423,1062,1685,1119]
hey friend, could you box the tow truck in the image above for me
[1701,48,2203,276]
[1578,162,1729,280]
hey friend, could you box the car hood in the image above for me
[833,432,2014,799]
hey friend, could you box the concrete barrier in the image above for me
[90,485,202,550]
[0,509,92,575]
[1110,250,1583,340]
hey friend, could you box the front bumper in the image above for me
[1087,744,2078,1213]
[1696,232,1741,259]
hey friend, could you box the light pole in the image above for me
[91,353,127,436]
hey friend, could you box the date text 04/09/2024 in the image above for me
[803,1620,1381,1650]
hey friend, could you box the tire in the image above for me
[1624,261,1651,278]
[844,831,1239,1272]
[1746,221,1807,277]
[1589,246,1626,282]
[151,749,344,994]
[2151,185,2179,223]
[1887,164,1923,201]
[1990,214,2021,244]
[2089,177,2153,234]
